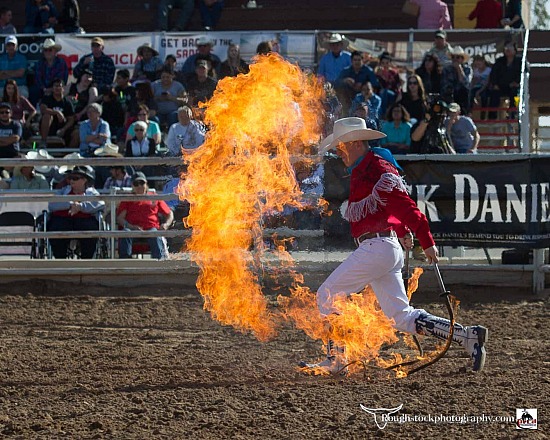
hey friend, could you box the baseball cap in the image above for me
[132,171,147,183]
[435,30,447,39]
[448,102,461,113]
[91,36,105,46]
[5,35,17,45]
[0,102,11,110]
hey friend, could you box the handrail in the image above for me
[0,157,184,167]
[519,28,530,153]
[0,192,179,202]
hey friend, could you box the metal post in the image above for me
[532,248,545,294]
[110,187,117,259]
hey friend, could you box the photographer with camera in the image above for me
[410,95,455,154]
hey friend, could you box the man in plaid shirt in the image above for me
[73,36,115,90]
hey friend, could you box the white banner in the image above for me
[55,34,153,73]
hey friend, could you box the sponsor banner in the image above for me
[401,156,550,248]
[55,34,153,74]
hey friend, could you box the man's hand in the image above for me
[424,246,439,264]
[399,233,413,250]
[68,202,82,216]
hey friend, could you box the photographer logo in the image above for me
[516,409,537,430]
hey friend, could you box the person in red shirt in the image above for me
[116,172,174,260]
[468,0,503,28]
[301,117,488,375]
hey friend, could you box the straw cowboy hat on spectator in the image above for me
[42,38,62,52]
[323,33,349,50]
[196,36,214,47]
[13,156,35,177]
[25,149,54,174]
[58,152,83,174]
[318,117,385,155]
[450,46,469,62]
[137,42,159,57]
[94,142,122,157]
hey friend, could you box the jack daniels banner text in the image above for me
[398,156,550,249]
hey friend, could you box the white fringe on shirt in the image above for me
[345,173,407,222]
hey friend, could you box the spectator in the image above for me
[65,69,98,123]
[2,79,36,139]
[10,159,50,190]
[446,102,480,154]
[102,164,132,190]
[322,82,343,138]
[39,78,75,147]
[353,102,381,147]
[425,30,453,67]
[125,120,157,159]
[501,0,523,28]
[317,33,351,86]
[127,82,158,122]
[166,106,205,156]
[411,0,452,29]
[184,59,217,107]
[199,0,224,31]
[219,43,249,79]
[335,50,378,116]
[152,67,187,128]
[256,40,273,56]
[126,104,162,145]
[441,46,471,113]
[30,38,69,106]
[164,54,178,72]
[180,37,222,78]
[98,86,125,141]
[487,41,521,120]
[375,52,401,118]
[157,0,194,32]
[379,103,412,154]
[48,165,104,259]
[349,82,382,122]
[410,98,454,154]
[92,142,125,189]
[58,0,83,33]
[468,55,491,116]
[132,42,163,82]
[397,74,428,124]
[24,0,58,34]
[0,36,29,98]
[468,0,502,28]
[0,6,16,34]
[73,37,116,90]
[79,103,111,157]
[114,69,135,118]
[116,172,173,260]
[415,53,442,95]
[0,102,21,158]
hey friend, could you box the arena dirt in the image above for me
[0,283,548,439]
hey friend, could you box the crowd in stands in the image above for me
[0,0,527,258]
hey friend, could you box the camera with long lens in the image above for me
[419,94,455,154]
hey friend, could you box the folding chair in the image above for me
[0,211,38,258]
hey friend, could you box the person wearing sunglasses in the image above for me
[30,38,68,106]
[48,165,105,259]
[73,36,115,90]
[125,104,162,145]
[116,172,173,260]
[396,74,428,124]
[0,102,22,159]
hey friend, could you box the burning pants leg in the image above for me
[316,236,426,335]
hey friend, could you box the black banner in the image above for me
[400,156,550,248]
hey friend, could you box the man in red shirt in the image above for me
[116,172,174,260]
[301,117,487,374]
[468,0,503,28]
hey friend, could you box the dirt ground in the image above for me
[0,282,548,439]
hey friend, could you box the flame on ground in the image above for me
[179,54,324,342]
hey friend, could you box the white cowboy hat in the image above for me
[323,33,349,50]
[318,117,386,155]
[94,142,122,157]
[26,149,54,173]
[196,36,214,47]
[58,152,83,174]
[450,46,470,62]
[137,42,159,57]
[13,156,35,177]
[43,38,62,52]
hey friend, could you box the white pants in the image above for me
[316,236,426,335]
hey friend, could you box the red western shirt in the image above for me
[345,150,435,250]
[118,199,171,230]
[468,0,502,29]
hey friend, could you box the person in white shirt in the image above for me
[166,106,205,156]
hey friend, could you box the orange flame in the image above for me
[179,54,324,342]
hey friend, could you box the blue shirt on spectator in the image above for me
[79,118,111,156]
[73,52,116,90]
[317,51,351,84]
[350,93,382,119]
[379,121,412,148]
[35,55,69,90]
[0,52,28,89]
[24,0,58,33]
[336,65,379,91]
